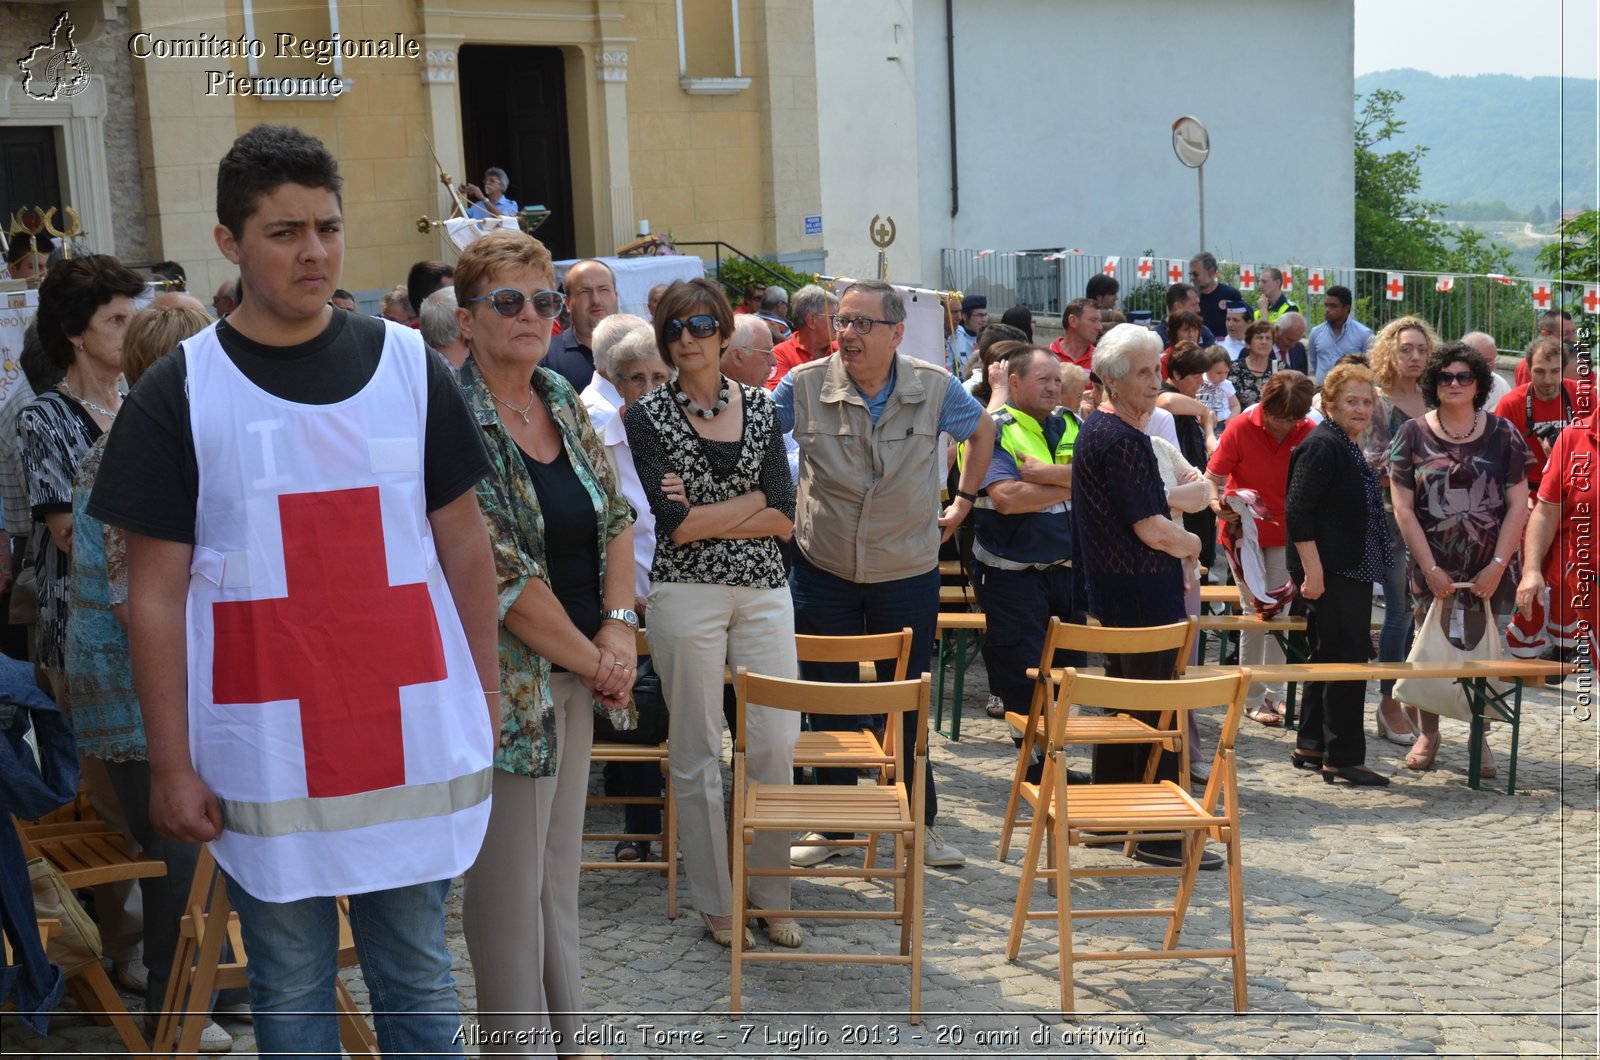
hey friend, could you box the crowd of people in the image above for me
[2,121,1592,1056]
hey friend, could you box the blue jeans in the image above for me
[223,874,461,1059]
[789,552,939,823]
[1378,510,1414,696]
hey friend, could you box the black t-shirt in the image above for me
[1198,281,1244,338]
[518,445,601,670]
[87,311,490,544]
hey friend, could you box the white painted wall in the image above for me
[817,0,1356,288]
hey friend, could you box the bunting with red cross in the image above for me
[1385,273,1405,301]
[1237,266,1256,291]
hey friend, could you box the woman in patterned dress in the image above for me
[453,229,638,1055]
[1228,319,1282,410]
[1390,341,1532,775]
[624,278,802,950]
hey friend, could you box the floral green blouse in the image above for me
[458,355,636,778]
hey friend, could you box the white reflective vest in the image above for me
[183,320,491,901]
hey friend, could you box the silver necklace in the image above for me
[1438,409,1479,441]
[58,381,119,420]
[673,378,730,419]
[488,385,536,425]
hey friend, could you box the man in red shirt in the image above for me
[1048,298,1099,369]
[1496,337,1580,492]
[1514,310,1578,386]
[764,283,837,389]
[1516,415,1598,665]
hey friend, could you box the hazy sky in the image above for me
[1355,0,1597,80]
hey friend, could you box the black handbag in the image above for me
[594,655,669,745]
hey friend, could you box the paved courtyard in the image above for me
[7,660,1598,1057]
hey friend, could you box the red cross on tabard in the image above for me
[1167,262,1183,283]
[1532,284,1552,310]
[1137,257,1153,279]
[1307,271,1325,294]
[212,487,447,799]
[1239,268,1256,289]
[1584,286,1600,313]
[1386,275,1405,299]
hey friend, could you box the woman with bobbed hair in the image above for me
[1366,316,1439,743]
[623,278,800,949]
[1285,362,1394,785]
[22,252,148,987]
[1205,369,1317,724]
[452,228,638,1053]
[1390,341,1531,774]
[66,305,246,1044]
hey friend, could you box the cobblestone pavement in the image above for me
[7,663,1598,1057]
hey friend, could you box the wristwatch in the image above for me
[602,608,640,629]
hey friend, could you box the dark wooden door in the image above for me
[0,126,64,239]
[458,45,576,261]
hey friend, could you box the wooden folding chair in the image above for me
[729,669,930,1023]
[151,846,377,1057]
[1007,667,1252,1014]
[996,617,1198,862]
[582,628,677,918]
[12,819,159,1053]
[2,916,145,1051]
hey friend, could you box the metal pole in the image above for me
[1197,164,1206,251]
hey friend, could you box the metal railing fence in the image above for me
[941,249,1596,357]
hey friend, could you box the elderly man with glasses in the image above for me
[764,283,837,390]
[773,279,996,870]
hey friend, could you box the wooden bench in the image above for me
[1248,660,1569,793]
[933,611,988,740]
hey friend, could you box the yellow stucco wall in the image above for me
[129,0,820,298]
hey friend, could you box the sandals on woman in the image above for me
[1375,697,1418,746]
[701,912,755,949]
[1249,703,1284,727]
[1403,731,1440,771]
[761,918,805,948]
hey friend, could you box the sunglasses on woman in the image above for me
[1438,370,1477,388]
[464,288,566,319]
[663,314,720,342]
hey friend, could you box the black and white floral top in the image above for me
[623,379,794,589]
[20,389,102,673]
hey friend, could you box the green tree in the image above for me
[1353,89,1516,274]
[1535,209,1599,284]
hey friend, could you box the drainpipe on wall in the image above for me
[946,0,958,218]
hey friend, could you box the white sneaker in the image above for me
[198,1019,234,1053]
[112,958,148,994]
[790,832,851,867]
[922,826,966,867]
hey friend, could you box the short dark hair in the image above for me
[653,278,734,367]
[1421,341,1494,411]
[1165,310,1202,339]
[217,124,342,239]
[971,325,1028,402]
[1165,282,1195,310]
[34,255,147,370]
[406,261,455,322]
[1005,343,1055,384]
[1166,341,1209,380]
[1325,284,1353,305]
[150,260,187,284]
[1526,335,1570,367]
[332,288,354,302]
[1061,298,1095,329]
[18,322,63,393]
[1244,320,1276,344]
[999,305,1034,342]
[1205,346,1233,369]
[5,238,40,267]
[1261,370,1315,420]
[1085,274,1119,300]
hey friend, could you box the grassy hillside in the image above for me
[1355,69,1596,216]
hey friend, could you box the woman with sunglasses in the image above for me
[623,278,801,950]
[452,229,639,1054]
[1390,341,1532,774]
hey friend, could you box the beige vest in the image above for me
[790,352,948,583]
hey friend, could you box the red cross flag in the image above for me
[1435,275,1455,293]
[1102,256,1117,276]
[1307,270,1325,295]
[1137,256,1153,280]
[1584,285,1600,314]
[1042,252,1066,261]
[1167,261,1184,283]
[1489,274,1514,286]
[1238,267,1256,291]
[1531,283,1552,310]
[1282,265,1295,292]
[1385,273,1405,301]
